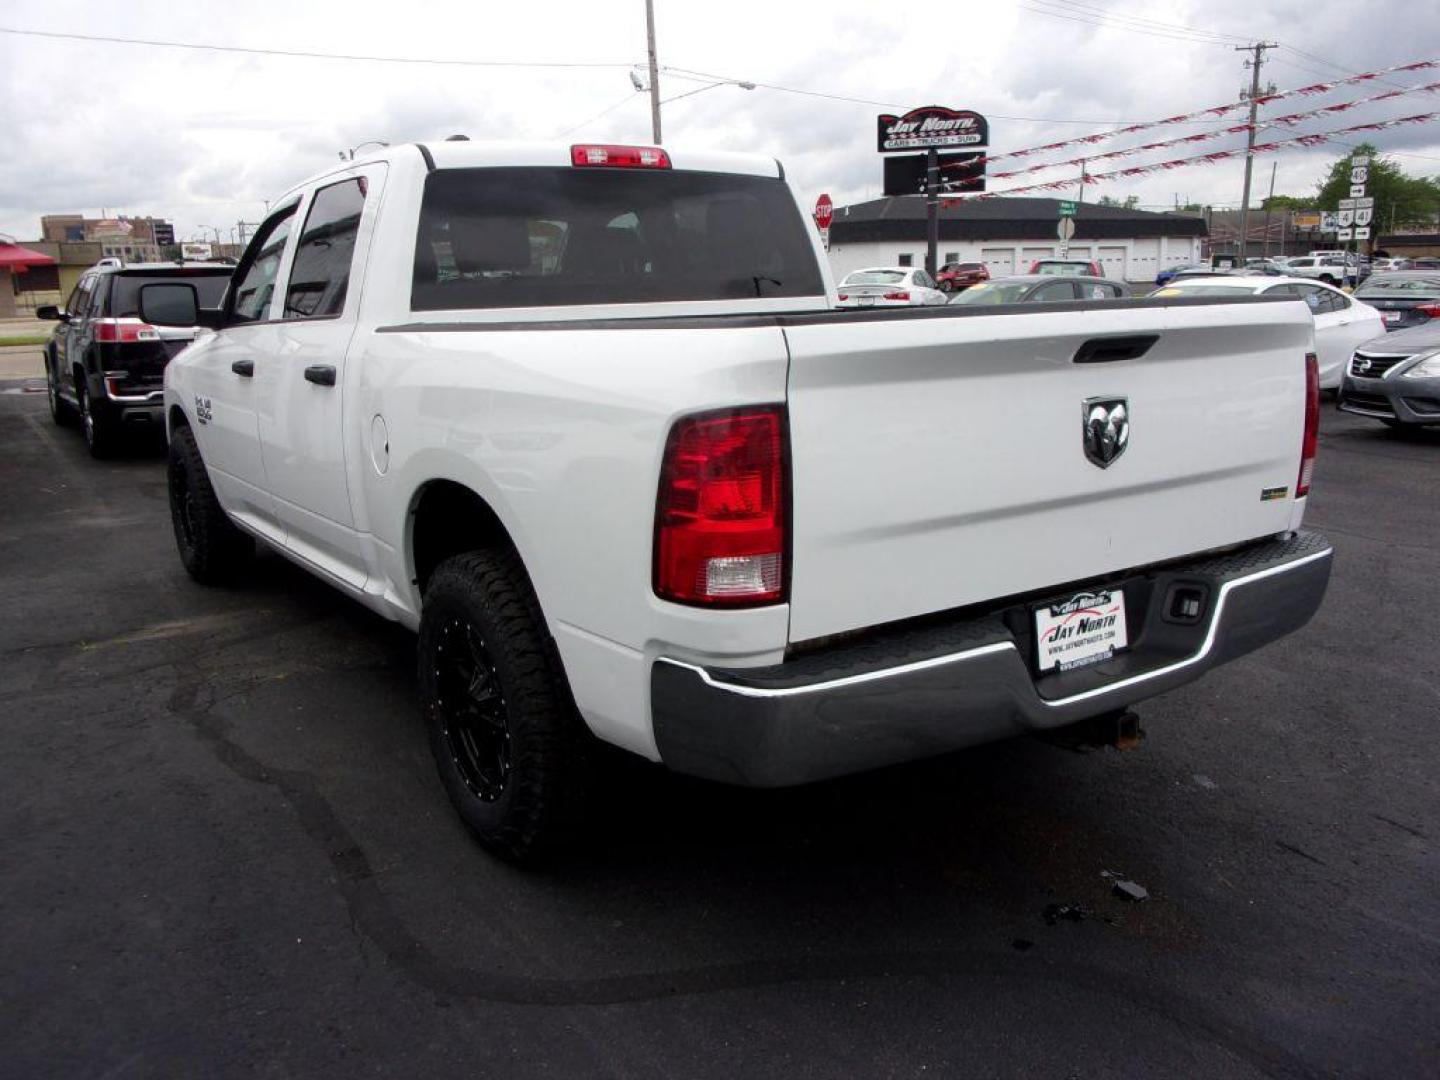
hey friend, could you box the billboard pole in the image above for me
[925,149,939,278]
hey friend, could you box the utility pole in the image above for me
[644,0,662,144]
[1262,160,1277,257]
[925,149,940,279]
[1236,41,1277,264]
[1076,158,1088,203]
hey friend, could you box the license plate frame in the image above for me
[1033,588,1129,674]
[1383,310,1402,324]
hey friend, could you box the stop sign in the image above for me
[814,193,834,230]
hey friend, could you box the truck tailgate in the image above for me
[782,299,1313,643]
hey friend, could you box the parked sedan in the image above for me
[1149,275,1383,389]
[1352,273,1440,331]
[1156,263,1205,286]
[935,261,990,293]
[836,267,948,308]
[1338,320,1440,429]
[949,274,1126,305]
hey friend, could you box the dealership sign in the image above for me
[883,152,985,196]
[877,107,989,152]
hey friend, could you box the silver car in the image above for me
[1338,321,1440,429]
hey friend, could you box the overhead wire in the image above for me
[955,111,1440,201]
[1031,0,1250,43]
[553,92,642,138]
[0,25,635,69]
[1013,1,1240,45]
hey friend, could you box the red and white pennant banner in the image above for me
[943,111,1440,203]
[970,81,1440,181]
[972,57,1440,167]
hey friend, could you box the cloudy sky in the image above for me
[2,0,1439,243]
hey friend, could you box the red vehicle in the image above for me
[936,261,990,293]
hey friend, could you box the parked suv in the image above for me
[935,261,990,292]
[1029,258,1104,277]
[39,263,232,456]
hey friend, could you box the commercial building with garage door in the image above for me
[826,197,1206,284]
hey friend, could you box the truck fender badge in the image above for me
[1261,486,1289,501]
[194,394,212,425]
[1082,397,1129,468]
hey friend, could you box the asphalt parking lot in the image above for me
[1,381,1436,1078]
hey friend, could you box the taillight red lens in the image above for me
[571,144,671,169]
[654,406,788,607]
[1297,351,1319,497]
[836,293,849,301]
[882,290,911,301]
[1416,302,1440,317]
[93,319,158,343]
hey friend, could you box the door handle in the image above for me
[304,364,337,387]
[231,359,254,377]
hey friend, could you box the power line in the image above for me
[0,25,635,69]
[662,65,1235,125]
[554,91,642,138]
[1014,1,1240,45]
[964,80,1440,182]
[1034,0,1250,44]
[938,56,1440,175]
[960,111,1440,201]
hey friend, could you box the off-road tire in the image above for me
[418,548,588,863]
[167,425,254,584]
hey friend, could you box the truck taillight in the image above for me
[571,144,671,169]
[654,406,788,607]
[93,319,159,343]
[883,290,910,301]
[1297,351,1319,497]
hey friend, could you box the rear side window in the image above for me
[229,204,297,324]
[412,167,823,311]
[284,178,366,319]
[1032,280,1076,301]
[111,272,230,317]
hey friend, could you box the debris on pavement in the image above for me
[1112,879,1150,902]
[1043,903,1090,925]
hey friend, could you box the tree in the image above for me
[1261,194,1314,211]
[1097,194,1140,209]
[1315,143,1440,235]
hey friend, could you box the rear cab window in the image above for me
[411,167,823,311]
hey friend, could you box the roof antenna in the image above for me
[445,134,470,142]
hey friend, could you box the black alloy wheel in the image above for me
[46,356,68,425]
[418,548,588,862]
[77,380,110,457]
[166,424,254,583]
[433,615,512,802]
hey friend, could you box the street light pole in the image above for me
[644,0,662,143]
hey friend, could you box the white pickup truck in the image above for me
[142,140,1333,861]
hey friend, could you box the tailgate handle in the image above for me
[230,359,254,377]
[304,365,337,387]
[1073,335,1158,364]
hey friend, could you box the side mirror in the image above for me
[36,304,64,321]
[138,282,223,329]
